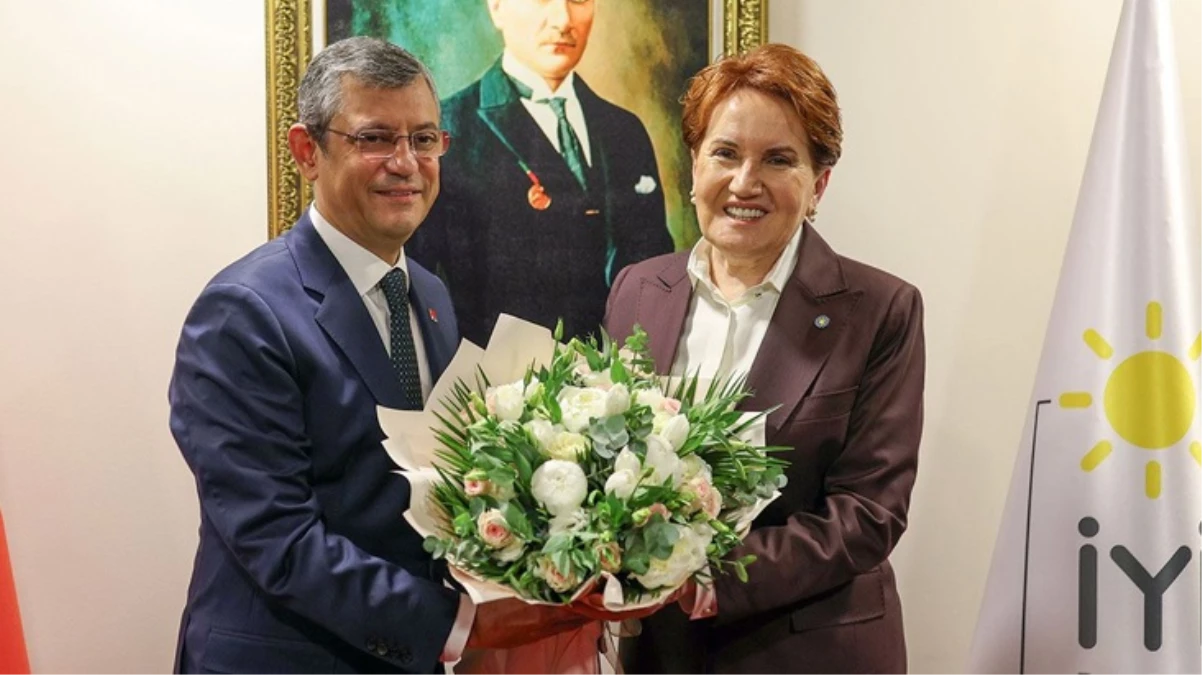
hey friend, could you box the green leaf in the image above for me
[624,550,651,575]
[642,520,679,560]
[502,502,533,539]
[610,357,629,385]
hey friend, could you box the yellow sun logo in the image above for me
[1059,301,1202,499]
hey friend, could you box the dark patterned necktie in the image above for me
[510,77,589,190]
[378,268,423,409]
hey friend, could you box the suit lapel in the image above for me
[406,262,454,381]
[637,254,692,375]
[286,216,409,409]
[575,76,619,281]
[476,61,585,194]
[742,224,859,438]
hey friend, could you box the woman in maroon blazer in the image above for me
[605,44,925,673]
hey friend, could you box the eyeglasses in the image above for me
[320,127,450,160]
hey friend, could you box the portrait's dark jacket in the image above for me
[605,223,925,673]
[168,214,461,674]
[408,59,673,346]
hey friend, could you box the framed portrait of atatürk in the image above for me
[265,0,767,344]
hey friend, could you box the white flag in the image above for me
[968,1,1200,672]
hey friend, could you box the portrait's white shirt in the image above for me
[310,205,432,402]
[502,50,593,166]
[671,223,806,381]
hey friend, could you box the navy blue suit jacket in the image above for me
[169,214,461,673]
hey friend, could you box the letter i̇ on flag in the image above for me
[0,508,30,674]
[968,0,1200,672]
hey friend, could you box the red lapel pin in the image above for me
[428,308,438,323]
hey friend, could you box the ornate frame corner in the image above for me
[724,0,768,57]
[265,0,312,238]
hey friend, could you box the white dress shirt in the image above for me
[311,206,475,660]
[310,206,432,403]
[502,51,593,166]
[671,223,806,380]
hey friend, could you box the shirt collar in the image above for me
[502,50,578,103]
[687,221,806,299]
[309,204,410,297]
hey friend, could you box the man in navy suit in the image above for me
[407,0,674,347]
[169,37,587,673]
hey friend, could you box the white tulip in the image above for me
[604,383,631,416]
[613,447,641,476]
[644,435,684,487]
[604,470,638,500]
[654,413,690,451]
[524,419,557,453]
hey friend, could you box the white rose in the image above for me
[604,383,631,416]
[476,509,514,549]
[644,435,684,487]
[487,381,526,422]
[654,413,691,451]
[549,508,589,535]
[681,454,711,481]
[531,460,588,516]
[581,368,615,391]
[524,419,557,453]
[604,470,638,500]
[559,386,609,432]
[634,388,665,411]
[632,523,713,589]
[544,430,589,462]
[493,538,526,563]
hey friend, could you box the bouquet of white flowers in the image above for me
[379,316,785,615]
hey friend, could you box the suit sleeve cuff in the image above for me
[440,594,476,663]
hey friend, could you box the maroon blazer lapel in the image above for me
[742,224,861,438]
[629,253,692,374]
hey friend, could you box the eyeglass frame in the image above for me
[314,126,452,160]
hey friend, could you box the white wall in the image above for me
[0,0,265,671]
[770,0,1202,672]
[0,0,1196,672]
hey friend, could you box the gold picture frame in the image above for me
[264,0,768,238]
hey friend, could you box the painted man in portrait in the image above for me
[404,0,674,345]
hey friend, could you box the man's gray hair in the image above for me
[297,36,438,147]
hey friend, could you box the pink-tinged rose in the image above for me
[536,557,581,593]
[661,398,682,415]
[700,485,723,519]
[648,503,671,521]
[464,478,490,497]
[686,477,723,519]
[596,541,622,574]
[476,509,514,549]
